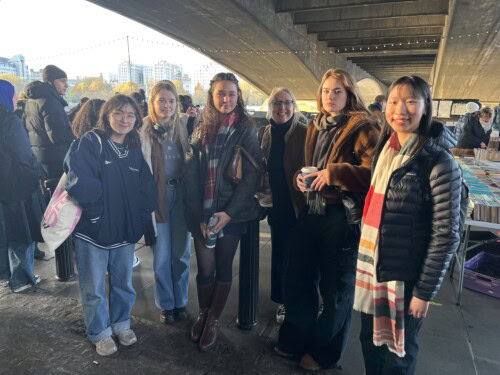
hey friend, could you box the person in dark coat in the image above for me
[258,87,307,325]
[457,107,494,149]
[354,76,464,375]
[0,80,41,293]
[184,72,262,351]
[368,94,387,127]
[24,65,74,181]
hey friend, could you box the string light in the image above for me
[23,28,496,63]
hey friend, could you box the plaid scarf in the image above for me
[353,131,421,357]
[202,112,238,222]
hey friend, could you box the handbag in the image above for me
[341,190,366,225]
[41,173,82,252]
[226,145,263,184]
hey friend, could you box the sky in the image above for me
[0,0,218,79]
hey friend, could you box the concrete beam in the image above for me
[317,27,443,41]
[293,0,448,24]
[325,35,442,47]
[340,49,437,57]
[331,42,440,52]
[307,15,446,33]
[276,0,418,13]
[431,0,500,102]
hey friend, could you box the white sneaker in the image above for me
[115,329,137,346]
[95,336,118,356]
[276,304,286,324]
[133,255,140,269]
[12,275,41,293]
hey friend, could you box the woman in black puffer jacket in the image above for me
[354,76,465,375]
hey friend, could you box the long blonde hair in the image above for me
[148,80,180,141]
[317,68,370,116]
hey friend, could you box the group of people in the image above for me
[0,63,468,375]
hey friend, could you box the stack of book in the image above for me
[457,158,500,223]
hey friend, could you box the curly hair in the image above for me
[97,95,142,148]
[200,72,253,145]
[71,99,105,138]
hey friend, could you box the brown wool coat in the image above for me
[260,116,308,217]
[296,112,380,204]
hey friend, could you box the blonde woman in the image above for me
[275,69,379,371]
[258,87,307,324]
[140,80,191,324]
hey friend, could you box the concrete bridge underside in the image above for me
[88,0,499,103]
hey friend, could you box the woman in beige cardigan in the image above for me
[140,80,191,325]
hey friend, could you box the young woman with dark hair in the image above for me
[354,76,464,375]
[184,72,262,351]
[275,68,380,371]
[64,94,156,356]
[71,98,105,138]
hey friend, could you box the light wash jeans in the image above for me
[0,203,36,291]
[74,238,136,343]
[154,185,191,311]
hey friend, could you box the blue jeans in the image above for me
[154,185,191,310]
[74,238,136,343]
[0,204,36,291]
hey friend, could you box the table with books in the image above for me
[453,157,500,305]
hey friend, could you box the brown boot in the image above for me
[190,282,214,342]
[198,281,232,351]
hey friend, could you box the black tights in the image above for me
[194,234,241,284]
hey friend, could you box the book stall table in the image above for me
[453,158,500,305]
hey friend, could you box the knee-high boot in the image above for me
[190,281,215,342]
[198,281,232,351]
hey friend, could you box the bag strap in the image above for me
[88,130,103,154]
[238,146,263,173]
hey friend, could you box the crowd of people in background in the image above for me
[0,62,475,374]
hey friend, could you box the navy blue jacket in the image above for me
[64,131,156,248]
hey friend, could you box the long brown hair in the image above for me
[200,72,253,144]
[147,80,181,142]
[72,99,105,138]
[97,95,142,148]
[317,68,370,116]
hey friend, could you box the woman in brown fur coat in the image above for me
[275,68,380,371]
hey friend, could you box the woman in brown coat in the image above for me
[275,68,380,371]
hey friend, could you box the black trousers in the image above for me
[359,281,424,375]
[277,204,358,368]
[270,223,294,304]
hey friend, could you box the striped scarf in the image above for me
[353,131,421,357]
[202,112,237,222]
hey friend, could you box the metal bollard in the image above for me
[54,237,76,281]
[237,218,260,329]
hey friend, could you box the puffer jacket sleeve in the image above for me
[41,98,72,146]
[223,125,263,219]
[63,132,103,220]
[413,153,462,301]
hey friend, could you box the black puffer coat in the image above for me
[24,81,73,179]
[374,122,463,301]
[184,118,262,240]
[457,111,491,149]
